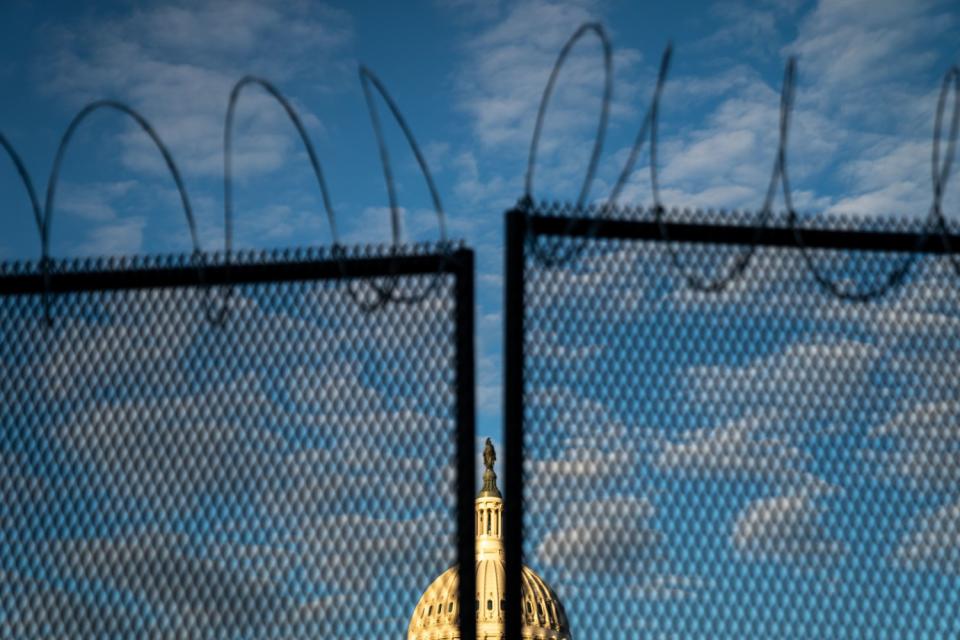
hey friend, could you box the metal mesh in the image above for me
[0,246,464,638]
[519,205,960,638]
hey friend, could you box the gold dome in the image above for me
[407,441,572,640]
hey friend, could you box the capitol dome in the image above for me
[407,440,571,640]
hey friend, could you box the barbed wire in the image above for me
[0,133,42,235]
[931,65,960,278]
[42,101,203,326]
[221,76,340,324]
[5,23,958,310]
[0,67,449,324]
[522,23,960,302]
[357,65,451,310]
[522,22,612,267]
[652,58,793,294]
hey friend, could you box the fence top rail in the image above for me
[517,209,960,255]
[0,244,471,296]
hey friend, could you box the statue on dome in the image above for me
[483,438,496,471]
[480,439,501,498]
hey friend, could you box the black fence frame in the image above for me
[0,246,477,640]
[502,207,960,639]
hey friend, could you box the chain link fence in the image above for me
[0,245,475,638]
[505,204,960,639]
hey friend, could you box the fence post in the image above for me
[504,209,526,640]
[454,247,477,640]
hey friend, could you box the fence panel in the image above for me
[505,205,960,639]
[0,245,475,639]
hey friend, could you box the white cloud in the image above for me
[295,512,454,593]
[41,0,353,179]
[451,150,512,206]
[526,386,630,444]
[699,1,802,58]
[623,71,841,211]
[526,443,640,507]
[663,242,806,309]
[21,0,360,257]
[624,572,708,601]
[782,0,957,216]
[897,499,960,572]
[874,399,960,443]
[37,299,196,402]
[607,0,958,219]
[732,493,844,560]
[74,216,147,255]
[825,137,935,218]
[457,0,612,149]
[527,328,601,361]
[865,399,960,490]
[537,496,660,576]
[525,243,667,317]
[452,0,651,212]
[56,180,139,222]
[684,340,881,431]
[0,572,160,637]
[787,0,953,101]
[435,0,504,23]
[656,338,886,491]
[46,180,156,255]
[1,532,301,637]
[0,452,49,528]
[268,445,451,526]
[656,414,815,486]
[59,376,287,514]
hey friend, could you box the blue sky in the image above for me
[2,0,960,637]
[2,0,957,437]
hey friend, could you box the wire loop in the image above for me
[649,59,795,292]
[356,65,451,309]
[0,133,43,235]
[42,100,202,325]
[525,23,613,267]
[607,44,672,209]
[931,66,960,275]
[0,133,45,320]
[785,66,934,301]
[219,76,341,324]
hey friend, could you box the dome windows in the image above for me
[409,566,571,639]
